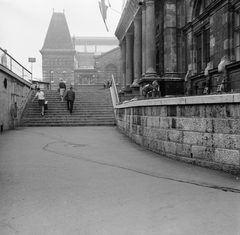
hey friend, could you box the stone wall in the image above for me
[0,65,32,131]
[115,94,240,176]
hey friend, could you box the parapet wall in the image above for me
[115,94,240,176]
[0,65,32,131]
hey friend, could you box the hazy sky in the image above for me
[0,0,122,79]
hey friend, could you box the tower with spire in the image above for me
[40,11,76,85]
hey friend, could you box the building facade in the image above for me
[40,12,76,85]
[40,13,121,86]
[73,37,120,85]
[94,47,121,85]
[115,0,240,96]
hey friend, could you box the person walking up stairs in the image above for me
[64,85,75,114]
[32,88,45,116]
[20,84,115,126]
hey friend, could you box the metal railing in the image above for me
[0,47,32,82]
[109,75,119,108]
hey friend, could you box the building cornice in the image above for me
[115,0,141,42]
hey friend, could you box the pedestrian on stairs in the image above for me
[64,85,75,114]
[59,78,66,102]
[32,88,45,116]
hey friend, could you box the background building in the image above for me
[73,37,120,85]
[94,47,121,85]
[40,12,76,85]
[40,13,121,86]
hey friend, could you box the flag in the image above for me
[98,0,109,31]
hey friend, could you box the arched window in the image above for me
[194,0,213,18]
[193,0,211,73]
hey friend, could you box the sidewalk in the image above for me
[0,126,239,235]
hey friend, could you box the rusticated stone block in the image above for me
[136,125,143,136]
[215,148,240,166]
[176,118,194,131]
[191,146,214,161]
[159,117,171,129]
[152,117,160,128]
[149,139,158,151]
[183,131,203,145]
[156,129,168,141]
[213,119,240,134]
[168,129,183,143]
[142,126,152,138]
[146,116,155,127]
[226,104,240,118]
[176,143,191,157]
[157,140,165,153]
[213,133,240,149]
[156,106,167,117]
[164,141,177,155]
[201,133,214,147]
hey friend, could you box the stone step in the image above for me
[20,121,115,126]
[21,86,115,126]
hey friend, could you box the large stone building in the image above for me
[116,0,240,96]
[40,12,121,86]
[40,12,76,85]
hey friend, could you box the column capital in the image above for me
[145,0,155,7]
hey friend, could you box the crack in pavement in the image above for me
[19,129,240,194]
[43,140,240,194]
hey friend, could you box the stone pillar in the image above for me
[142,4,146,76]
[126,32,134,86]
[120,39,126,89]
[145,0,157,76]
[133,16,142,84]
[164,1,177,74]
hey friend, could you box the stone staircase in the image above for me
[20,85,115,126]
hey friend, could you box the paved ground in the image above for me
[0,126,240,235]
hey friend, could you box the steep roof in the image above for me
[41,12,74,51]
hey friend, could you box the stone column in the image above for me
[126,32,134,86]
[120,39,126,89]
[133,16,142,84]
[142,3,146,76]
[164,1,177,74]
[145,0,157,76]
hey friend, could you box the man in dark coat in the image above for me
[65,86,75,114]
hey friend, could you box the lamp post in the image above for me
[50,71,54,90]
[28,57,36,81]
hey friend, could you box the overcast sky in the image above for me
[0,0,122,79]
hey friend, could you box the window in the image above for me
[196,34,202,72]
[195,0,213,18]
[235,10,240,61]
[196,28,210,73]
[204,28,210,64]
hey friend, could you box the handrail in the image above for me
[0,47,32,82]
[17,86,35,122]
[109,75,119,108]
[18,86,34,111]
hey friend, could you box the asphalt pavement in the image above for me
[0,126,239,235]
